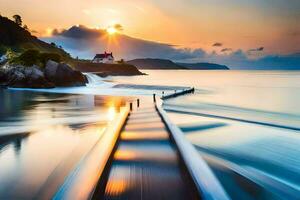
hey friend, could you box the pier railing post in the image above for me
[137,99,140,108]
[130,102,133,111]
[153,94,156,103]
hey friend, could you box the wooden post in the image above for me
[130,102,133,111]
[137,99,140,108]
[153,94,156,103]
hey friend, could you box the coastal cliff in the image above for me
[73,61,145,76]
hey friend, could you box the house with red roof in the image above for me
[92,51,114,63]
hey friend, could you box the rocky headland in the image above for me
[0,60,87,88]
[73,61,145,77]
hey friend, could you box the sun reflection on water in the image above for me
[0,91,130,199]
[107,107,116,121]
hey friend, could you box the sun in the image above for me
[107,27,117,35]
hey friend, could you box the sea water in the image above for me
[110,70,300,199]
[0,90,129,198]
[1,70,300,199]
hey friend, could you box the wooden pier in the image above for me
[161,87,195,100]
[93,102,200,199]
[88,88,228,200]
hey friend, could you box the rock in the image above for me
[0,69,7,83]
[6,65,54,88]
[7,69,27,87]
[0,55,7,65]
[24,65,44,78]
[24,66,54,88]
[44,60,59,80]
[1,61,86,88]
[45,61,86,86]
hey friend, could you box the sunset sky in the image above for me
[1,0,299,68]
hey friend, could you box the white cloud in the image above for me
[42,25,300,69]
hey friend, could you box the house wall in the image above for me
[92,56,114,64]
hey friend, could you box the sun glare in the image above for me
[107,27,117,35]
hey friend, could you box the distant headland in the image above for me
[127,58,229,70]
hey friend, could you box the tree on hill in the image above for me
[12,15,22,26]
[11,49,61,67]
[20,49,40,66]
[23,24,28,31]
[117,59,125,64]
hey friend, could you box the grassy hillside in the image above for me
[0,15,70,60]
[73,60,144,76]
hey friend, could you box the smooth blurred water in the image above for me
[110,70,300,199]
[1,70,300,199]
[0,89,128,199]
[111,70,300,116]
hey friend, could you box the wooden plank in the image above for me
[98,105,200,200]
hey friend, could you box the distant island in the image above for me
[127,58,229,70]
[127,58,184,69]
[177,62,229,70]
